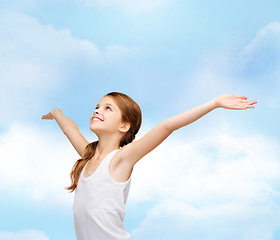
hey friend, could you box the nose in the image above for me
[94,108,100,115]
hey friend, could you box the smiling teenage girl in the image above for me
[41,92,257,240]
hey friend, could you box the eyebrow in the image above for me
[96,103,114,108]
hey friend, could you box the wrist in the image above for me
[212,98,220,108]
[54,108,62,119]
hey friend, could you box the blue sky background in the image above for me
[0,0,280,239]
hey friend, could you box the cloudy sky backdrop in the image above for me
[0,0,280,239]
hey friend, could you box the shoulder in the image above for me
[114,145,130,163]
[113,142,140,168]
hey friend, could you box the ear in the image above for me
[119,122,131,133]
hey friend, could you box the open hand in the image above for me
[215,94,257,110]
[41,108,61,120]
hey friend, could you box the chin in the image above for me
[89,125,100,134]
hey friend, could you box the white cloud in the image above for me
[0,10,139,64]
[0,122,77,206]
[236,21,280,82]
[0,229,50,240]
[241,21,280,60]
[127,129,280,239]
[0,11,140,127]
[75,0,173,14]
[178,21,280,120]
[131,199,280,240]
[129,131,280,205]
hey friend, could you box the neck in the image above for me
[94,132,121,159]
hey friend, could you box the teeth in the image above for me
[92,117,102,121]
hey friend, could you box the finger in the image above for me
[245,105,254,108]
[248,100,257,105]
[239,102,255,108]
[241,100,257,104]
[237,95,247,100]
[233,105,247,110]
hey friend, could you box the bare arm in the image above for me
[42,108,78,132]
[42,108,90,157]
[163,98,217,131]
[120,94,257,167]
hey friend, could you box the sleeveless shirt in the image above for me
[73,149,132,240]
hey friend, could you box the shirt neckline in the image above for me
[80,149,119,181]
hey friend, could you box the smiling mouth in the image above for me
[91,117,103,121]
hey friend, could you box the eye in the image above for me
[106,106,111,111]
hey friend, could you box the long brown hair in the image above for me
[66,92,142,192]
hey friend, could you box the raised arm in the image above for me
[42,108,90,157]
[120,94,257,167]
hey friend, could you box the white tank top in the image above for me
[72,149,132,240]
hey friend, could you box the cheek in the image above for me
[110,114,123,127]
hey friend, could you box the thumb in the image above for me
[236,95,247,99]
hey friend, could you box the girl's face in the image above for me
[89,96,128,135]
